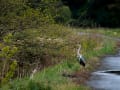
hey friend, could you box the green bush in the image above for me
[55,6,71,24]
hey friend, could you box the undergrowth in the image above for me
[0,25,118,90]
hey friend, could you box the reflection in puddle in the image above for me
[94,70,120,75]
[104,70,120,75]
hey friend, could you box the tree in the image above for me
[62,0,120,27]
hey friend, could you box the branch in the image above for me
[30,68,37,80]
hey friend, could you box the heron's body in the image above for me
[78,56,86,67]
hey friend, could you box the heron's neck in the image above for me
[77,47,82,57]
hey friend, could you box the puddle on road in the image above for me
[87,53,120,90]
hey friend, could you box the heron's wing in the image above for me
[80,56,86,63]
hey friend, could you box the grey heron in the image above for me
[77,45,86,67]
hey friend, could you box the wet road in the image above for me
[87,51,120,90]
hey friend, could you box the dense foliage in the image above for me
[62,0,120,27]
[0,0,72,36]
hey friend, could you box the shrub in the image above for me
[55,6,71,24]
[0,33,18,85]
